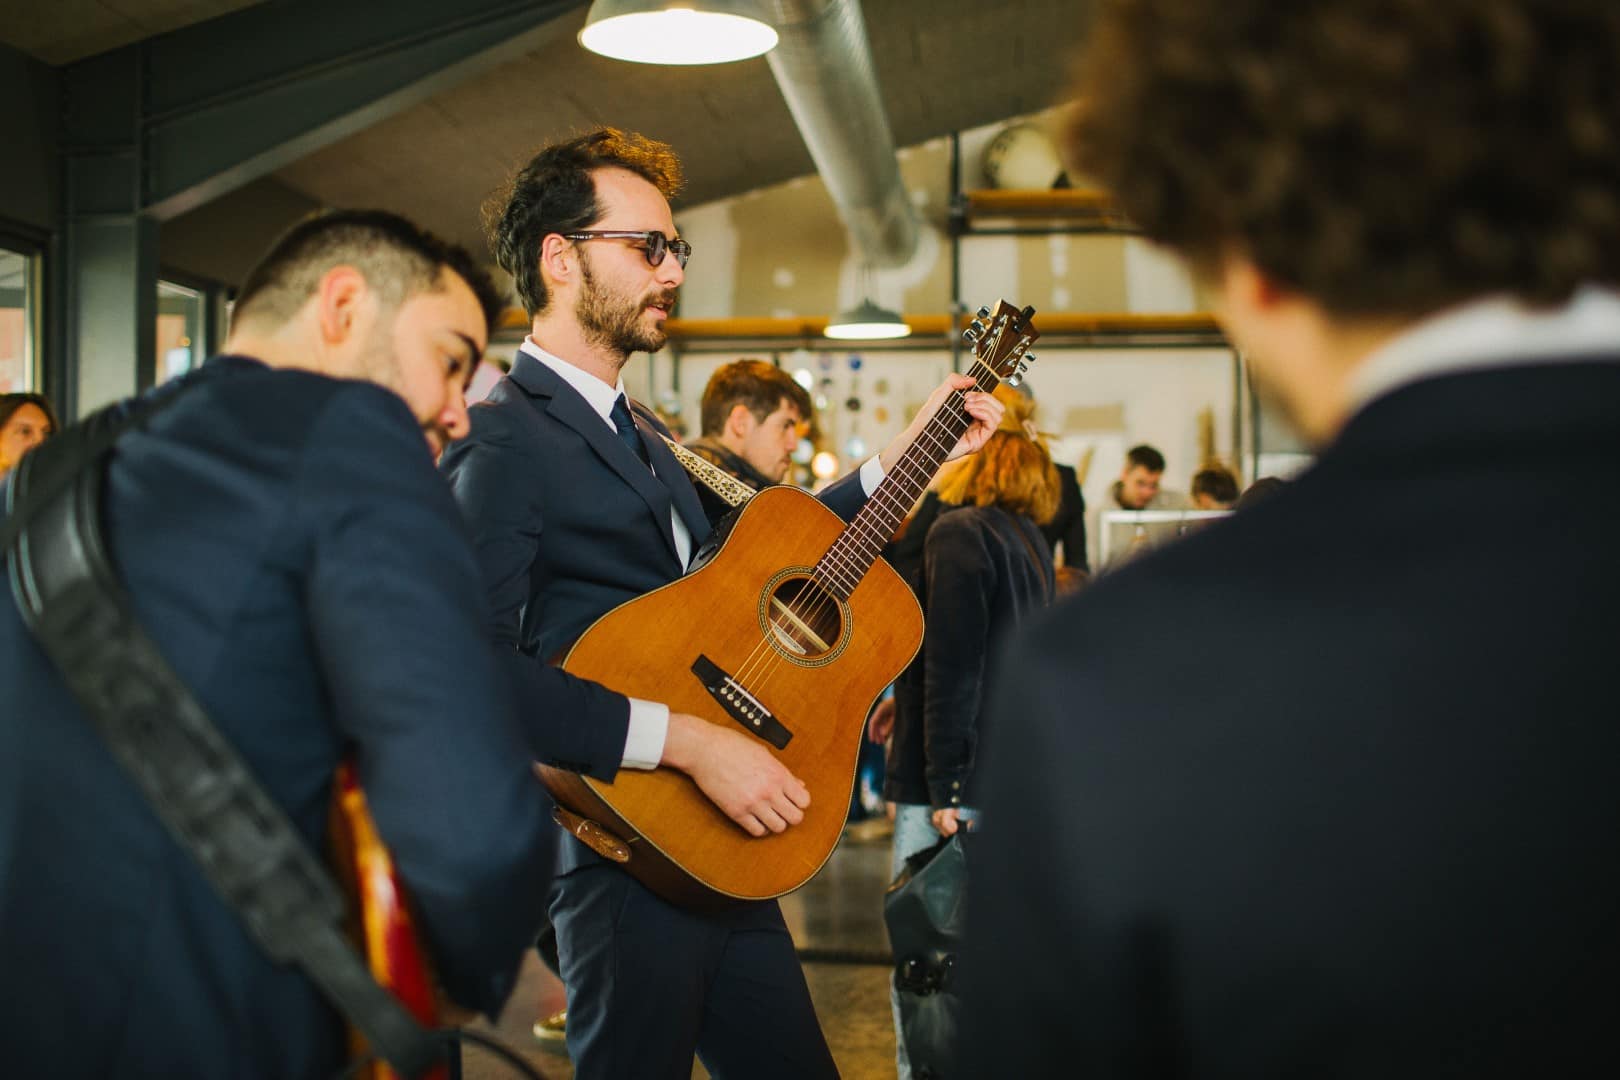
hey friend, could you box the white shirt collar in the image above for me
[519,337,626,428]
[1348,285,1620,413]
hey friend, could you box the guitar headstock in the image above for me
[963,300,1039,389]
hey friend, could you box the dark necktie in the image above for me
[610,394,651,467]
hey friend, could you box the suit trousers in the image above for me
[551,861,838,1080]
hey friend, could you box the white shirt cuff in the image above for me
[622,697,669,770]
[859,455,885,495]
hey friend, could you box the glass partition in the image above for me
[0,245,36,393]
[157,279,205,383]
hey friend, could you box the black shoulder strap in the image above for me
[3,405,443,1079]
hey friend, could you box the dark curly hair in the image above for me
[485,128,684,318]
[1065,0,1620,317]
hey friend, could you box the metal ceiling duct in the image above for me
[759,0,919,267]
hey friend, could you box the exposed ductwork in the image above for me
[758,0,919,268]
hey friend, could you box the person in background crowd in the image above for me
[443,127,1002,1080]
[0,392,57,476]
[685,358,812,525]
[962,0,1620,1075]
[1191,463,1240,509]
[0,210,559,1078]
[884,383,1058,1078]
[1086,442,1189,570]
[1236,474,1287,510]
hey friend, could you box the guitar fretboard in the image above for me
[813,356,1002,600]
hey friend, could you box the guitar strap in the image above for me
[3,397,443,1079]
[657,432,757,509]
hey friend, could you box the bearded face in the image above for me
[575,251,676,356]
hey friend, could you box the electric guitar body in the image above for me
[541,300,1039,909]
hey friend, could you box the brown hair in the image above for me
[1192,465,1239,505]
[935,423,1061,526]
[700,359,812,437]
[486,128,685,317]
[0,392,58,436]
[1064,0,1620,317]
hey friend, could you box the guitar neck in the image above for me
[813,357,1002,600]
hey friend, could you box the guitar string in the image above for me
[730,336,1018,697]
[729,315,1026,696]
[738,381,984,695]
[735,346,1000,689]
[729,379,982,693]
[730,389,978,697]
[733,339,1015,693]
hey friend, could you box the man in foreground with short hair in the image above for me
[0,210,559,1077]
[963,0,1620,1075]
[684,358,812,524]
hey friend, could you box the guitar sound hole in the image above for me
[764,576,843,660]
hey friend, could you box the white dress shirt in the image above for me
[1348,285,1620,416]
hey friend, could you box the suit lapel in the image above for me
[511,354,683,564]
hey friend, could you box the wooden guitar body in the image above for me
[546,484,923,908]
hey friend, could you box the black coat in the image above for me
[1041,461,1088,571]
[886,503,1055,808]
[960,359,1620,1078]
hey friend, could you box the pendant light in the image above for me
[825,263,911,340]
[579,0,779,65]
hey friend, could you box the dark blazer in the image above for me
[1041,461,1088,571]
[0,358,556,1079]
[886,504,1054,809]
[441,350,868,787]
[960,359,1620,1078]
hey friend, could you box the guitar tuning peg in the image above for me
[1005,372,1023,387]
[1024,353,1036,365]
[976,306,991,319]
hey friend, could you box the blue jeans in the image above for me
[888,803,978,1080]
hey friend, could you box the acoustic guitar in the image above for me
[328,759,447,1080]
[542,301,1038,909]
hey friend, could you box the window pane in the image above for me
[157,280,204,383]
[0,247,34,393]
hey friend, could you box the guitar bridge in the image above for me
[691,654,794,750]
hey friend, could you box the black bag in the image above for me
[884,832,969,1080]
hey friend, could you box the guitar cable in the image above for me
[334,1027,551,1080]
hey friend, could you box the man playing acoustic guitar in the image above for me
[443,128,1002,1080]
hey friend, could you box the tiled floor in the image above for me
[460,822,900,1080]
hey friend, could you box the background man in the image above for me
[444,127,1000,1080]
[1086,443,1189,570]
[685,357,813,524]
[963,0,1620,1075]
[0,211,559,1077]
[1190,463,1240,510]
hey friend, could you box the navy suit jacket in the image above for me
[442,349,868,789]
[0,358,556,1079]
[961,359,1620,1078]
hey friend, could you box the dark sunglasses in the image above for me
[562,230,692,269]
